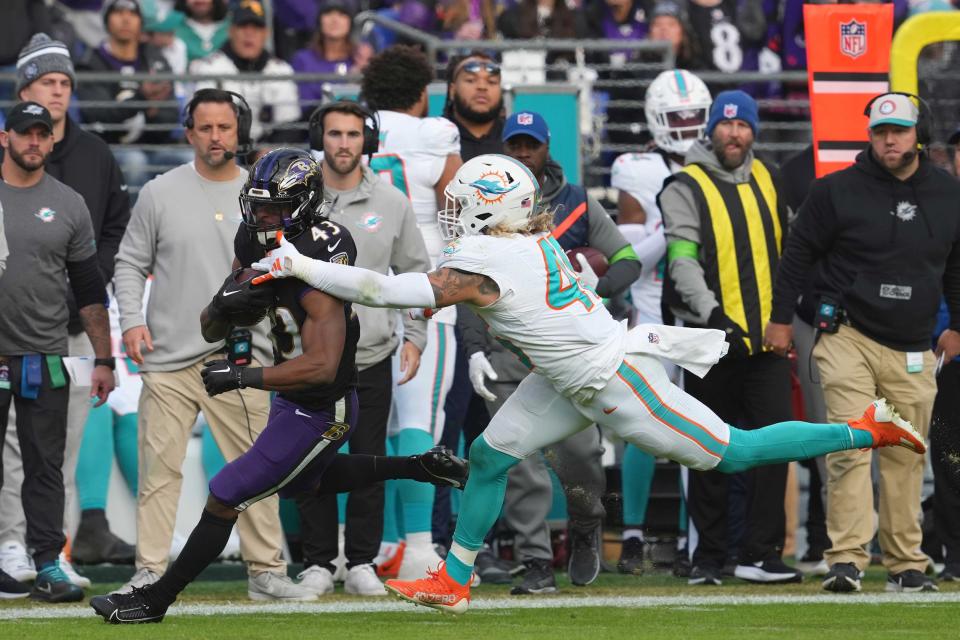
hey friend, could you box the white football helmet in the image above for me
[645,69,712,155]
[438,154,541,240]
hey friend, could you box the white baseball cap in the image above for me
[868,94,919,128]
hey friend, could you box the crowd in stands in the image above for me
[1,0,960,607]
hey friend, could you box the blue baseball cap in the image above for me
[502,111,550,144]
[706,90,759,137]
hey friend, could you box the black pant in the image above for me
[931,360,960,566]
[296,356,392,569]
[684,352,792,567]
[0,356,70,567]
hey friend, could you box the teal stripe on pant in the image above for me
[395,429,435,533]
[76,407,139,510]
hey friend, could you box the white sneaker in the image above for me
[397,544,444,580]
[0,541,36,582]
[59,552,91,589]
[113,567,160,594]
[344,563,386,596]
[248,571,318,602]
[296,565,334,596]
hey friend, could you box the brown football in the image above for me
[565,246,609,277]
[234,267,263,284]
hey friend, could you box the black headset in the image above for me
[308,100,380,156]
[183,88,254,158]
[863,91,933,146]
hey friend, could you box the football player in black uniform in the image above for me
[90,149,467,624]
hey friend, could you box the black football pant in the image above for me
[0,356,70,567]
[684,352,792,568]
[296,356,391,570]
[931,360,960,567]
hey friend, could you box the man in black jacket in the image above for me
[766,93,960,594]
[443,52,504,162]
[0,32,132,578]
[76,0,182,186]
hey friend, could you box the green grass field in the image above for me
[3,568,959,639]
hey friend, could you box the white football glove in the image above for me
[251,232,306,282]
[575,253,600,291]
[468,351,499,402]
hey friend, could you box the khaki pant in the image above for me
[136,360,285,575]
[814,324,936,574]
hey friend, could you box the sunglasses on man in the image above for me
[455,60,501,78]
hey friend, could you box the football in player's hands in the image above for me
[212,268,274,327]
[566,246,609,277]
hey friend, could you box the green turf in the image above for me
[2,568,958,639]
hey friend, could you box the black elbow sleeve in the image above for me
[66,254,107,309]
[597,258,642,298]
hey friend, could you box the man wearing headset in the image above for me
[112,88,314,601]
[766,92,960,594]
[293,101,432,596]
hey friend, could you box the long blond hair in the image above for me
[486,207,555,237]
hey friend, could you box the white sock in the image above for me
[406,532,433,550]
[449,541,480,568]
[622,528,645,542]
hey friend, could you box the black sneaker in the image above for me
[822,562,863,593]
[688,565,723,586]
[90,585,168,623]
[617,536,645,576]
[734,559,804,584]
[567,525,601,586]
[0,568,29,599]
[71,509,136,565]
[939,564,960,582]
[475,547,522,585]
[886,569,939,593]
[416,446,469,489]
[30,564,84,603]
[510,559,557,595]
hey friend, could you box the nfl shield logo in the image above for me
[723,104,738,119]
[517,113,534,125]
[647,332,660,344]
[840,19,866,59]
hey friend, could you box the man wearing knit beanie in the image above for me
[659,85,799,586]
[0,31,131,593]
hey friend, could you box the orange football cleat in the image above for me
[376,541,405,578]
[385,562,471,614]
[849,398,926,454]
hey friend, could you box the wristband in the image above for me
[94,358,116,370]
[240,366,264,389]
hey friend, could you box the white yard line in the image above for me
[3,592,960,620]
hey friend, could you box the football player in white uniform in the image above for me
[360,45,463,577]
[609,68,712,574]
[252,154,926,614]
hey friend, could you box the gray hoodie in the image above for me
[326,165,430,370]
[0,202,7,280]
[659,140,757,325]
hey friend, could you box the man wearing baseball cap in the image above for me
[0,33,131,591]
[767,91,960,594]
[660,89,799,586]
[456,110,639,592]
[0,101,114,602]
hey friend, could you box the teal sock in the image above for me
[76,403,113,511]
[201,422,227,481]
[337,442,349,525]
[716,421,871,474]
[382,437,400,543]
[395,429,436,534]
[114,412,139,494]
[622,444,656,526]
[447,436,521,585]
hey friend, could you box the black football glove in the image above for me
[201,359,249,396]
[209,270,274,320]
[707,307,751,360]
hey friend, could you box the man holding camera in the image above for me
[766,92,960,593]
